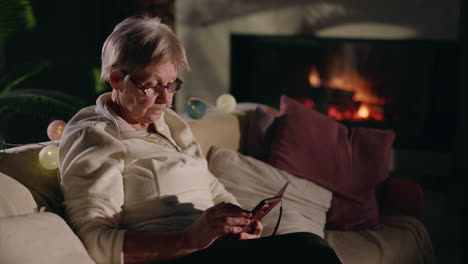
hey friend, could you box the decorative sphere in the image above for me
[186,98,207,119]
[216,94,237,113]
[47,120,67,141]
[38,145,59,170]
[0,135,5,149]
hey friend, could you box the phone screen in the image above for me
[250,197,282,221]
[249,181,290,221]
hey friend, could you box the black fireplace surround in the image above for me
[230,34,461,151]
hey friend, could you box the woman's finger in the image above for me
[220,225,243,235]
[211,203,251,218]
[251,220,263,236]
[238,221,263,240]
[238,232,257,240]
[212,216,250,227]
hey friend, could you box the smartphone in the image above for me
[249,181,290,221]
[224,181,290,239]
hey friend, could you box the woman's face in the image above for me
[114,61,178,124]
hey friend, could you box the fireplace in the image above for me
[230,34,460,151]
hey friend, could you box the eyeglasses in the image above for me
[127,76,183,96]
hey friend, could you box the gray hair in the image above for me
[100,15,190,83]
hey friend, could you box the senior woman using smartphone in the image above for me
[58,15,341,264]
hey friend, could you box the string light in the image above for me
[186,98,207,120]
[216,94,237,113]
[10,92,236,170]
[38,145,59,170]
[0,136,23,152]
[1,121,63,170]
[185,94,238,119]
[47,120,67,141]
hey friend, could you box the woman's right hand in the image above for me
[183,201,252,251]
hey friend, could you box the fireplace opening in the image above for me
[230,34,460,151]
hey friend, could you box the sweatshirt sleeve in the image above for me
[59,123,127,264]
[209,173,240,207]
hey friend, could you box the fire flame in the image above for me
[357,104,370,119]
[308,66,321,88]
[308,64,386,122]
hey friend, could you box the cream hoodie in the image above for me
[59,93,238,264]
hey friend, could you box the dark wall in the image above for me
[452,0,468,262]
[455,0,468,261]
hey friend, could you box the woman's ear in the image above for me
[109,71,124,90]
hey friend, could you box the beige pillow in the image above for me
[208,146,332,238]
[0,142,63,215]
[0,212,94,264]
[0,172,38,218]
[183,110,243,157]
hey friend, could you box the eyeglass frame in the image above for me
[122,71,183,96]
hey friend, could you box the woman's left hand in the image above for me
[237,220,263,239]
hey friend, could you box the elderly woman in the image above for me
[59,16,341,264]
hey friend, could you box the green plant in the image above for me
[0,0,105,144]
[0,0,37,45]
[0,89,84,119]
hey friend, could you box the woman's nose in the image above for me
[154,88,171,103]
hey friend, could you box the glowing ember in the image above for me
[328,106,355,121]
[308,66,321,88]
[357,104,370,119]
[307,64,387,122]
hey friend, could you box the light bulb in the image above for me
[186,98,207,119]
[216,94,237,113]
[38,145,59,170]
[47,120,67,141]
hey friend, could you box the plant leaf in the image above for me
[0,89,84,120]
[0,61,49,94]
[0,0,37,44]
[92,67,107,94]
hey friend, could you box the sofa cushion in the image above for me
[0,142,63,215]
[0,212,94,264]
[183,110,243,157]
[243,105,278,161]
[208,146,332,238]
[325,215,436,264]
[268,95,395,230]
[0,172,38,218]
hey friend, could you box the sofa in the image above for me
[0,101,436,264]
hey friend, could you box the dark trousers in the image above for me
[167,232,342,263]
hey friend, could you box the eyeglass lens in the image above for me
[143,80,182,96]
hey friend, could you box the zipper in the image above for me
[146,132,182,152]
[145,131,182,198]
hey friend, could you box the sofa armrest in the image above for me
[379,177,424,220]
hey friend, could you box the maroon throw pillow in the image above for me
[268,95,395,230]
[244,106,277,161]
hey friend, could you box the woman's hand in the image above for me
[183,202,252,250]
[238,220,263,239]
